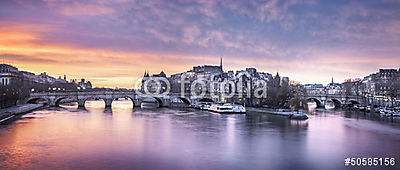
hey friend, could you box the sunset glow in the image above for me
[1,0,399,88]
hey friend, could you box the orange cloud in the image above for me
[0,23,226,88]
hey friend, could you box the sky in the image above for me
[0,0,399,88]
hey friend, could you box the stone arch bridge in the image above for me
[306,94,364,108]
[25,91,247,108]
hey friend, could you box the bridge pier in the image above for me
[78,99,85,108]
[105,98,113,108]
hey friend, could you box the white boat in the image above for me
[193,102,212,110]
[141,99,159,109]
[325,102,335,110]
[307,102,317,111]
[208,103,246,113]
[199,104,211,110]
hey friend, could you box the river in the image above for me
[0,99,399,170]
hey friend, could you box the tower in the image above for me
[144,71,149,77]
[220,56,223,72]
[274,72,281,87]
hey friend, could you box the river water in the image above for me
[0,100,399,170]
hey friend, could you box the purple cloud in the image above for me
[0,0,399,87]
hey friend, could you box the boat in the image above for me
[193,102,212,110]
[208,103,246,113]
[199,103,211,110]
[307,102,317,111]
[325,101,335,110]
[141,99,159,108]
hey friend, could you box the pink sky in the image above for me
[1,0,399,88]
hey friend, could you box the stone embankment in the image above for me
[0,104,44,123]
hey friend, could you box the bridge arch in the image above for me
[27,97,49,105]
[348,100,360,106]
[112,96,136,108]
[153,97,163,107]
[307,98,322,108]
[178,97,191,105]
[141,97,163,107]
[199,98,214,103]
[80,97,106,108]
[54,97,77,107]
[330,99,342,108]
[170,97,191,107]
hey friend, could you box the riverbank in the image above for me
[0,104,44,123]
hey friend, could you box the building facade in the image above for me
[1,63,92,108]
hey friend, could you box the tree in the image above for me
[289,86,307,112]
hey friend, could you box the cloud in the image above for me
[183,26,201,44]
[147,28,178,43]
[0,54,57,63]
[60,3,114,16]
[0,0,399,87]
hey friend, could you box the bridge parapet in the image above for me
[29,91,139,108]
[28,90,258,108]
[306,93,364,107]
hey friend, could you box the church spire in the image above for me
[331,77,334,84]
[220,56,223,72]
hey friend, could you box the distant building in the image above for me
[77,78,92,90]
[281,77,289,86]
[326,78,342,95]
[0,64,22,86]
[245,68,257,77]
[374,69,399,96]
[0,64,25,108]
[38,72,58,84]
[273,72,281,87]
[304,84,324,95]
[191,57,223,74]
[1,63,94,108]
[141,71,168,93]
[139,57,293,106]
[151,71,166,77]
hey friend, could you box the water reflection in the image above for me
[0,101,400,170]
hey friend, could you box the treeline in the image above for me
[0,80,29,109]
